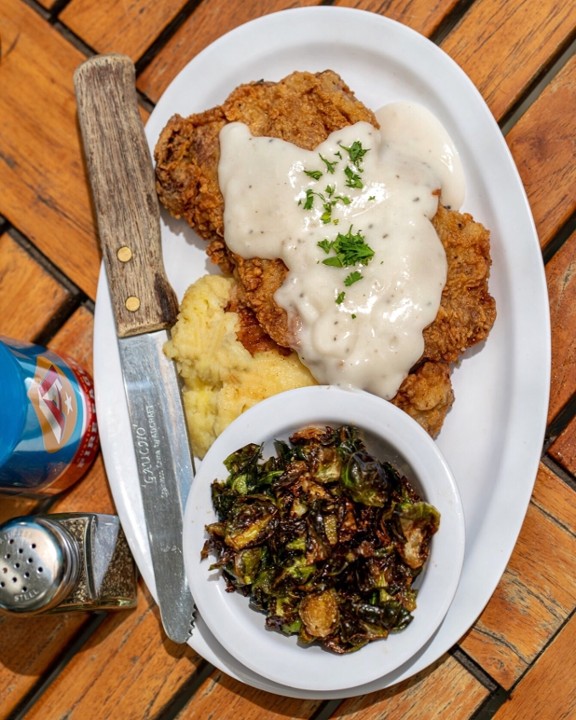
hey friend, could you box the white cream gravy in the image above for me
[218,102,464,399]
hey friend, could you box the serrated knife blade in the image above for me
[74,53,195,643]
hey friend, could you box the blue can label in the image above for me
[0,340,99,495]
[28,354,81,454]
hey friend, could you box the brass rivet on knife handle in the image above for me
[74,54,179,338]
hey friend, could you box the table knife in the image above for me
[74,54,195,643]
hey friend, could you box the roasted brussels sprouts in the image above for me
[201,425,440,654]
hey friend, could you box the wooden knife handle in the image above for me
[74,54,179,337]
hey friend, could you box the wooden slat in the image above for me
[493,614,576,720]
[333,0,459,36]
[440,0,576,122]
[0,0,99,299]
[331,655,488,719]
[531,463,576,534]
[1,1,573,717]
[0,612,92,717]
[48,304,94,372]
[138,0,326,103]
[0,232,74,341]
[506,56,576,249]
[545,230,576,422]
[137,0,462,104]
[179,670,324,719]
[23,584,204,720]
[60,0,189,61]
[549,415,576,477]
[459,463,576,688]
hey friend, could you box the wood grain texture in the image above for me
[48,305,95,373]
[493,614,576,720]
[531,463,576,535]
[0,232,73,340]
[35,0,59,9]
[75,54,178,337]
[440,0,576,122]
[137,0,461,103]
[0,0,100,299]
[60,0,189,61]
[332,0,459,35]
[506,56,576,249]
[331,655,488,718]
[0,0,573,716]
[549,415,576,477]
[179,670,324,719]
[21,583,204,720]
[459,463,576,688]
[137,0,323,103]
[0,612,92,717]
[546,230,576,422]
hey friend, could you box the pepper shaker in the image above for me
[0,513,137,615]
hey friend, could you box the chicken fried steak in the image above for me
[155,70,496,437]
[155,70,378,241]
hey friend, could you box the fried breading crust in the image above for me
[390,361,455,437]
[208,206,498,365]
[155,70,378,242]
[427,206,496,363]
[154,70,496,437]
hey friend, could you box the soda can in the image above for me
[0,336,99,496]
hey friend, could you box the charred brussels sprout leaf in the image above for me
[223,496,277,551]
[341,451,393,506]
[299,589,340,638]
[396,501,441,569]
[201,425,441,653]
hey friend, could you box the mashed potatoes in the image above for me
[164,274,316,458]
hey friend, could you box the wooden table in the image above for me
[1,1,574,718]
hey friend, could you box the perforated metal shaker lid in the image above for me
[0,516,79,614]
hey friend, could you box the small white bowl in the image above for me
[183,386,465,693]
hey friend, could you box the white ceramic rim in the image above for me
[183,386,465,692]
[94,5,550,699]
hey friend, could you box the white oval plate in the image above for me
[93,6,550,699]
[184,387,465,692]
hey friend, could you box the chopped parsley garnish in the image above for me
[339,140,369,165]
[344,165,363,189]
[299,141,373,304]
[300,187,352,224]
[300,140,370,216]
[318,227,375,268]
[317,227,375,304]
[320,154,338,174]
[301,188,316,210]
[344,270,363,287]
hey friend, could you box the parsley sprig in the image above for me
[318,227,375,269]
[339,140,368,165]
[317,226,375,304]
